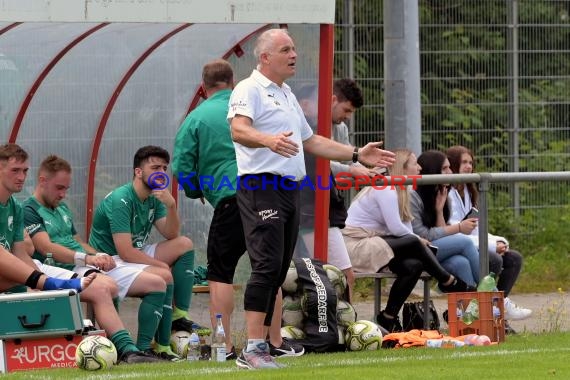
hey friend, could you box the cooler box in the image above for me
[447,291,505,343]
[0,290,84,339]
[0,330,105,373]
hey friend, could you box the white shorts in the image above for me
[104,256,150,300]
[34,259,76,279]
[142,243,158,258]
[300,227,352,270]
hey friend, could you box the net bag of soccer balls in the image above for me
[281,260,360,350]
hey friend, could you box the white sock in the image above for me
[246,339,265,352]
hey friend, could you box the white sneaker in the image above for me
[504,297,532,320]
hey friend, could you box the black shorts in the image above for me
[237,174,300,291]
[206,196,247,283]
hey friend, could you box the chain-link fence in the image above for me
[335,0,570,235]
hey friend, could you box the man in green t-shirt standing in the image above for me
[89,145,197,361]
[24,155,163,364]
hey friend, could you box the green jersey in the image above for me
[0,196,24,251]
[89,183,166,255]
[172,89,237,208]
[23,196,81,270]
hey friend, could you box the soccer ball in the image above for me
[323,264,348,300]
[336,299,357,328]
[344,320,383,351]
[170,330,191,357]
[75,335,117,370]
[282,295,305,329]
[282,262,299,294]
[280,325,306,340]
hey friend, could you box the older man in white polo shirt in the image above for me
[228,28,395,370]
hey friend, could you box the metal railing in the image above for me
[388,171,570,277]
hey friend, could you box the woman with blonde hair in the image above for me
[342,149,474,332]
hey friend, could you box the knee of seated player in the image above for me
[93,274,119,298]
[79,277,114,302]
[173,235,194,253]
[145,266,173,285]
[130,271,167,295]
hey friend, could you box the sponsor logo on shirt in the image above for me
[26,223,42,234]
[230,100,247,111]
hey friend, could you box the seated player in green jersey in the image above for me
[89,146,197,361]
[24,155,164,364]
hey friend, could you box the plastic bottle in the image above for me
[464,334,491,346]
[44,252,56,266]
[426,339,465,348]
[477,272,498,292]
[211,313,226,362]
[462,299,479,325]
[187,331,200,362]
[492,296,502,342]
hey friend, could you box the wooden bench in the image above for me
[354,271,432,329]
[192,284,242,293]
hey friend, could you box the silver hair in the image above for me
[253,28,290,62]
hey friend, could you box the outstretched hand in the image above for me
[357,142,396,168]
[266,131,299,158]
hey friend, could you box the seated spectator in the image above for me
[342,149,474,332]
[446,145,532,327]
[410,150,482,287]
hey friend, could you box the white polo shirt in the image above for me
[228,70,313,181]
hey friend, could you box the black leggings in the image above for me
[382,234,452,317]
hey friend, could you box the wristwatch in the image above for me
[352,146,359,163]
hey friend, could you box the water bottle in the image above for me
[464,334,491,346]
[211,313,226,362]
[44,252,56,266]
[462,299,479,325]
[492,296,502,342]
[187,331,200,362]
[426,339,465,348]
[477,272,498,292]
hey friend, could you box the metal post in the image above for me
[478,173,491,278]
[383,0,421,155]
[507,0,520,217]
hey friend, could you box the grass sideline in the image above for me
[4,332,569,379]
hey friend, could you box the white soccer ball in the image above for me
[75,335,117,371]
[323,264,348,300]
[282,262,299,294]
[336,299,357,328]
[282,295,305,329]
[280,325,306,340]
[170,330,191,357]
[344,320,383,351]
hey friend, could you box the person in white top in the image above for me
[295,79,379,301]
[227,28,395,369]
[446,145,532,325]
[342,149,474,332]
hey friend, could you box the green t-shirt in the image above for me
[0,196,24,251]
[23,196,80,270]
[89,183,166,255]
[172,89,238,208]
